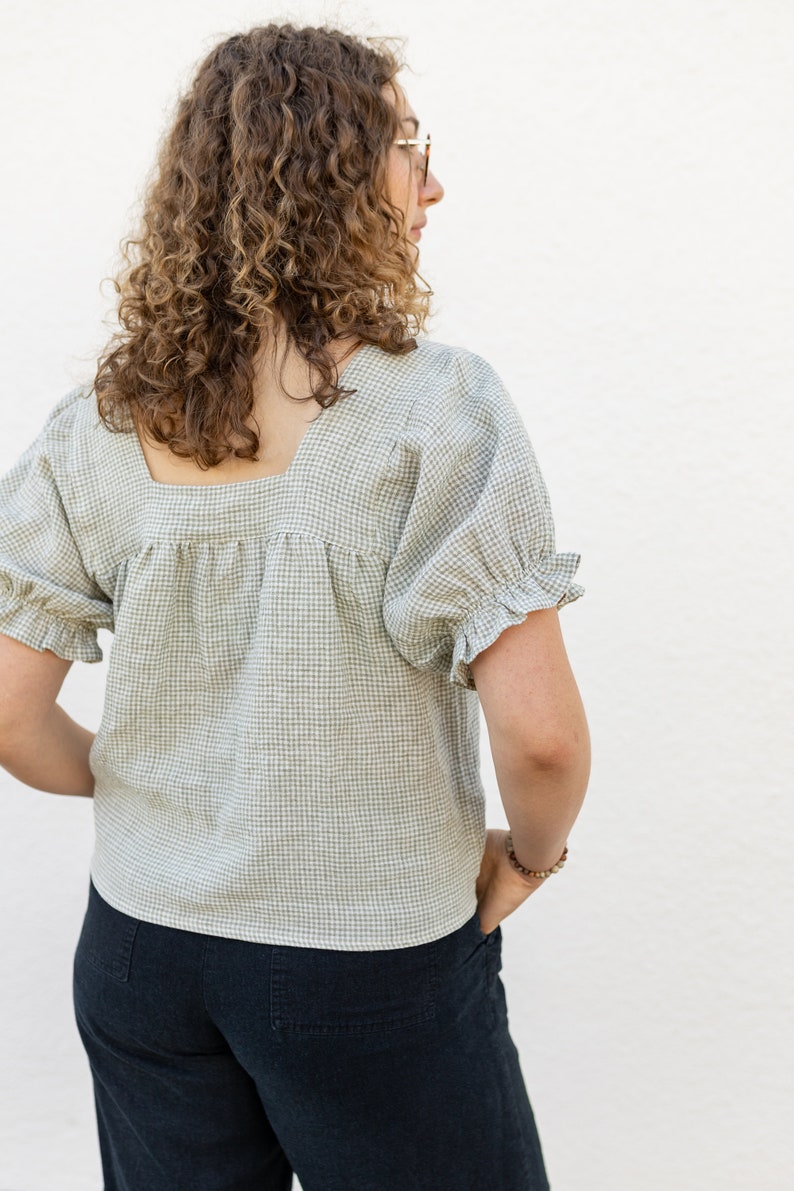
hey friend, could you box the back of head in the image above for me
[96,23,428,467]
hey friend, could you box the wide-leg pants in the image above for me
[73,879,550,1190]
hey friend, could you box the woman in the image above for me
[0,23,590,1191]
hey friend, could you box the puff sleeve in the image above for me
[0,397,114,661]
[382,351,583,689]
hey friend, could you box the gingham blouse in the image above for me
[0,339,582,949]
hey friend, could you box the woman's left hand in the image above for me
[475,828,545,935]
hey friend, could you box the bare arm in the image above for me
[0,633,95,796]
[470,607,590,931]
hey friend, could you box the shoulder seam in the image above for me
[44,384,96,434]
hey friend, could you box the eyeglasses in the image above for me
[394,133,431,187]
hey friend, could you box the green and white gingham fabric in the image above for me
[0,340,582,950]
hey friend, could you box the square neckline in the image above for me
[128,342,376,491]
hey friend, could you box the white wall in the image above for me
[1,2,791,1188]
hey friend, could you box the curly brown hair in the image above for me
[94,24,430,467]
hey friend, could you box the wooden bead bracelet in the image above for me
[505,833,569,880]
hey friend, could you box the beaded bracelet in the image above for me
[505,833,569,880]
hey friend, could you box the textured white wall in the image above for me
[1,2,791,1189]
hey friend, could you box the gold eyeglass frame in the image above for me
[394,133,432,186]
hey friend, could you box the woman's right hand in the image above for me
[475,828,546,935]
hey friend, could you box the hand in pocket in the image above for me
[475,829,545,935]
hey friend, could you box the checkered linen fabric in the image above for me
[0,340,582,949]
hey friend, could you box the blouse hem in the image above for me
[88,867,481,952]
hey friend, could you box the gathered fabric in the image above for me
[0,339,582,950]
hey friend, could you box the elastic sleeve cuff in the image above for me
[451,552,583,689]
[0,600,103,663]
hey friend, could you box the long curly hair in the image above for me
[94,24,430,467]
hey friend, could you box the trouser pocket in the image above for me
[73,880,139,982]
[270,936,439,1035]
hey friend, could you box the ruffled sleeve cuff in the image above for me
[0,591,104,663]
[451,551,583,690]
